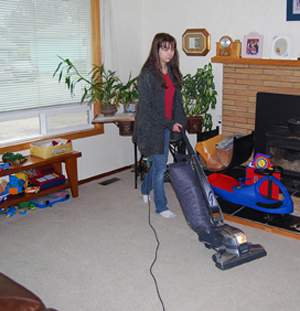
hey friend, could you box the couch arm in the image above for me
[0,273,58,311]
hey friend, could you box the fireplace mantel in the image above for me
[211,56,300,67]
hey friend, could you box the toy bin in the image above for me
[30,139,73,159]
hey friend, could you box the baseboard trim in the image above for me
[224,214,300,241]
[79,165,132,185]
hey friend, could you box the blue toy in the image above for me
[0,162,11,171]
[6,206,17,217]
[208,173,294,215]
[8,175,25,195]
[32,191,70,208]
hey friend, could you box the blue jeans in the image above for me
[141,129,170,213]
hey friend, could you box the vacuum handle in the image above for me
[180,130,197,157]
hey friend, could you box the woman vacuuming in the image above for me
[134,33,186,218]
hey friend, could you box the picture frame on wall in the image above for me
[242,32,263,58]
[287,0,300,21]
[182,28,211,56]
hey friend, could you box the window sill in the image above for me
[0,125,104,154]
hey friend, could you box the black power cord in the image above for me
[147,197,166,311]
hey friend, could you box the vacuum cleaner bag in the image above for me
[169,161,221,246]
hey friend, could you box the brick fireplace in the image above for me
[217,61,300,136]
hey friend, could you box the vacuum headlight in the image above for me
[235,232,247,245]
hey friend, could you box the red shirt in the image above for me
[163,73,175,120]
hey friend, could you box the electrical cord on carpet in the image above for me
[147,197,166,311]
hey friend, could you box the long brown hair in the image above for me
[142,33,182,87]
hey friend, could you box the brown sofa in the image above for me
[0,273,57,311]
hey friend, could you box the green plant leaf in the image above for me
[182,62,217,130]
[53,61,63,78]
[53,56,122,107]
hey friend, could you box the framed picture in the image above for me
[271,36,291,59]
[287,0,300,21]
[182,28,211,56]
[242,32,263,58]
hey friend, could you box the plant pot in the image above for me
[123,102,137,113]
[117,121,134,136]
[101,105,117,116]
[186,116,203,134]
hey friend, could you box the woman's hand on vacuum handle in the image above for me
[172,122,183,133]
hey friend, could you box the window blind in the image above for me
[0,0,92,112]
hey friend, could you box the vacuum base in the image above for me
[212,244,267,270]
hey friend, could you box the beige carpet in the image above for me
[1,169,300,311]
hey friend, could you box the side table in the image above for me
[0,151,81,209]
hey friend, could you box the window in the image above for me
[0,0,100,147]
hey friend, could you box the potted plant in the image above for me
[53,57,120,116]
[108,75,139,136]
[182,63,217,133]
[117,75,138,113]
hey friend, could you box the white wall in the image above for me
[73,125,134,180]
[101,0,143,80]
[141,0,300,129]
[76,0,300,180]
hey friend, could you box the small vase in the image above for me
[123,102,137,113]
[118,121,134,136]
[101,105,117,116]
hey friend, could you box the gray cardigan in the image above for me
[133,67,187,156]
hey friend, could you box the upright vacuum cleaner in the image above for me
[168,131,267,270]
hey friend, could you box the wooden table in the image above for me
[92,113,135,124]
[0,151,81,209]
[93,113,135,136]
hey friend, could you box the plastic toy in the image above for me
[15,172,29,188]
[8,175,25,195]
[207,152,293,215]
[245,153,281,200]
[25,186,40,194]
[19,210,28,216]
[251,153,272,169]
[0,178,8,191]
[32,191,70,208]
[0,207,6,215]
[17,201,36,215]
[6,207,17,217]
[18,201,36,210]
[0,184,9,203]
[2,152,27,166]
[208,172,293,215]
[0,162,11,171]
